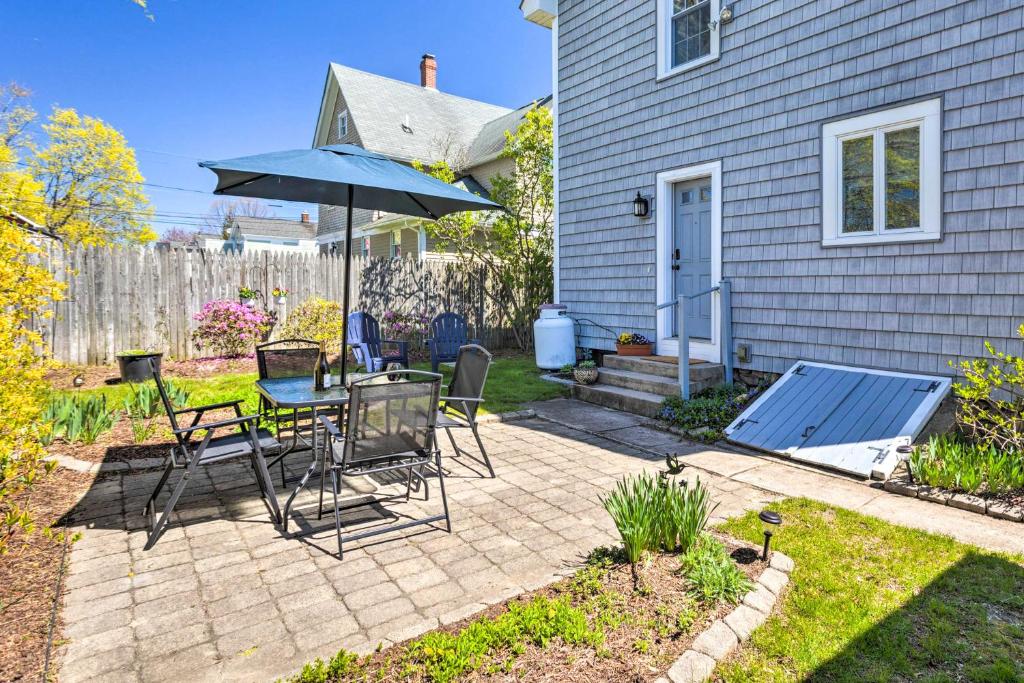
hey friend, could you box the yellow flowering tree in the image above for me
[32,107,155,245]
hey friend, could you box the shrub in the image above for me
[682,535,753,605]
[192,299,272,357]
[380,310,430,361]
[951,325,1024,451]
[909,434,1024,495]
[279,297,344,347]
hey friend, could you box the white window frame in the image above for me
[389,229,401,259]
[822,98,942,247]
[656,0,720,81]
[336,109,348,139]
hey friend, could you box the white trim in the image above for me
[655,160,722,363]
[822,98,942,247]
[551,16,560,303]
[656,0,720,81]
[336,109,349,138]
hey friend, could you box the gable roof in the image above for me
[232,216,317,240]
[313,63,549,170]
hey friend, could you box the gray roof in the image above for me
[330,63,536,167]
[233,216,317,240]
[466,95,552,165]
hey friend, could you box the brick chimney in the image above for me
[420,53,437,89]
[300,211,310,223]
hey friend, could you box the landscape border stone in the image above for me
[657,551,793,683]
[883,474,1023,524]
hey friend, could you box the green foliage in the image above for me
[41,394,116,445]
[909,434,1024,495]
[681,535,753,605]
[279,297,345,347]
[577,359,596,370]
[290,649,365,683]
[660,383,752,442]
[416,106,553,351]
[951,325,1024,451]
[120,380,189,444]
[601,471,715,588]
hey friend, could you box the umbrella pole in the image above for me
[340,185,354,388]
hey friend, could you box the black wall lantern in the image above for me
[632,192,650,218]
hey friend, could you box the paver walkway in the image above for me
[57,399,1024,683]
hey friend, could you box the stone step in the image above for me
[603,354,725,385]
[572,383,666,419]
[597,367,720,398]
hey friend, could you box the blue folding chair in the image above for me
[346,311,410,373]
[428,313,480,373]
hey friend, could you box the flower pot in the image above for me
[116,352,162,383]
[615,343,653,357]
[276,296,287,306]
[573,366,599,385]
[241,298,256,308]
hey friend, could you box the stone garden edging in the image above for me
[655,551,794,683]
[883,475,1024,523]
[46,408,538,475]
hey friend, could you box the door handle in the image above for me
[673,248,680,260]
[671,264,680,271]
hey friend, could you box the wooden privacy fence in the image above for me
[40,246,511,365]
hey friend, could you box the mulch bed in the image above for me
[332,535,765,682]
[0,467,95,682]
[45,355,259,391]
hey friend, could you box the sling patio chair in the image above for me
[347,311,410,373]
[436,344,495,478]
[256,338,328,483]
[142,358,281,550]
[427,312,481,373]
[316,370,450,558]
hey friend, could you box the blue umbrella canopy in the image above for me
[199,144,499,218]
[199,143,498,385]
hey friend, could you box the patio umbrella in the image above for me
[199,143,500,383]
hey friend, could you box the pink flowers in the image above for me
[192,300,273,357]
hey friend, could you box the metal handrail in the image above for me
[657,280,733,400]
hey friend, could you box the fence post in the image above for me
[678,294,690,400]
[720,279,733,386]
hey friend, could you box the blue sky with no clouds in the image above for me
[2,1,552,234]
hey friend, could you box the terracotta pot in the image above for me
[573,366,599,385]
[615,343,653,357]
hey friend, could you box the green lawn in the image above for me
[719,499,1024,682]
[56,355,564,417]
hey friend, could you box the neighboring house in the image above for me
[155,231,225,252]
[222,213,318,254]
[311,54,549,259]
[525,0,1024,379]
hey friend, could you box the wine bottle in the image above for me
[314,342,328,391]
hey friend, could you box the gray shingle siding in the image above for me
[557,0,1024,376]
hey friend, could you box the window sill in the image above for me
[821,229,942,248]
[656,54,719,82]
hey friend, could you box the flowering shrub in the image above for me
[192,300,272,357]
[618,332,651,345]
[381,310,431,361]
[279,297,345,347]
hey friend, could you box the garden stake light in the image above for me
[759,509,782,561]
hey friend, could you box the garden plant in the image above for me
[192,299,273,357]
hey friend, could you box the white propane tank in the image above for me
[534,304,576,370]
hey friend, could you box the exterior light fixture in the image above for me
[72,373,85,388]
[633,192,650,218]
[720,5,734,24]
[758,509,782,561]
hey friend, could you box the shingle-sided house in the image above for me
[311,55,549,259]
[222,213,318,254]
[524,0,1024,382]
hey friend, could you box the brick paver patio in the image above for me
[58,412,776,683]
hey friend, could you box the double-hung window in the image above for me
[336,109,348,139]
[389,230,402,259]
[657,0,720,79]
[822,99,942,246]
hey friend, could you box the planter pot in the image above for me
[573,366,599,385]
[117,352,162,383]
[241,298,257,308]
[276,296,287,306]
[615,343,653,357]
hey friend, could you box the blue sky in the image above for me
[2,1,552,235]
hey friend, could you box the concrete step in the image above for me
[603,354,725,385]
[598,367,723,398]
[572,383,666,419]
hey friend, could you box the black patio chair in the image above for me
[256,338,324,483]
[317,370,450,558]
[142,358,281,550]
[436,344,495,478]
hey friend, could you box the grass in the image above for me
[54,355,565,418]
[718,498,1024,682]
